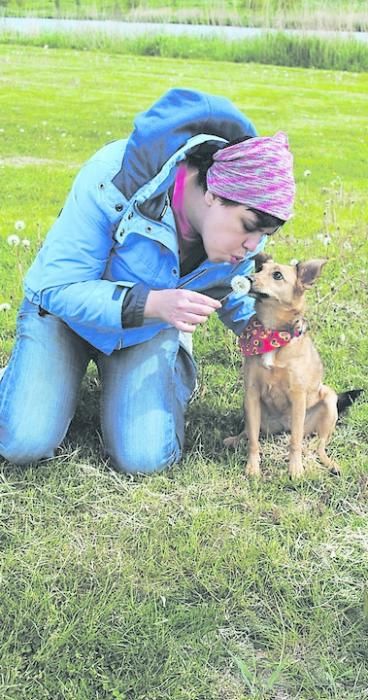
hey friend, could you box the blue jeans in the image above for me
[0,300,197,474]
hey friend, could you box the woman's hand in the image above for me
[144,289,221,332]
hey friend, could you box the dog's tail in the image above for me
[337,389,363,416]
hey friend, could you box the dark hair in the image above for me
[185,136,285,231]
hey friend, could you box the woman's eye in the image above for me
[272,271,284,280]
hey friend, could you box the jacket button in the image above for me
[115,204,123,212]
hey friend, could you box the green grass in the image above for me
[1,0,368,32]
[0,45,368,699]
[2,29,368,72]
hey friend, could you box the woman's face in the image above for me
[200,193,277,264]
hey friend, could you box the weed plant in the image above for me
[0,45,367,699]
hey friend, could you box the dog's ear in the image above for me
[253,252,272,272]
[296,259,327,290]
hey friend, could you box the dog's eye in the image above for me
[272,271,284,280]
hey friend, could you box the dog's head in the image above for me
[248,253,327,309]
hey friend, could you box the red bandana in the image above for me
[239,315,301,356]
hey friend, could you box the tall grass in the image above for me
[1,28,368,71]
[1,0,368,31]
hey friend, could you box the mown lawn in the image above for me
[0,45,367,699]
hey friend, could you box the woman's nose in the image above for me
[243,234,262,252]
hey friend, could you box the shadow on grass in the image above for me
[67,367,245,464]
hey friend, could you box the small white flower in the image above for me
[0,303,11,312]
[7,234,20,246]
[231,275,251,295]
[323,234,332,246]
[290,258,299,266]
[22,239,31,248]
[15,220,25,231]
[303,169,311,177]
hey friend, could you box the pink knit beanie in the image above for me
[206,132,296,221]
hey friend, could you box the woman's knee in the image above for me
[0,427,58,465]
[107,440,181,476]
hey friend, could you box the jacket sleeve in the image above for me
[24,158,133,333]
[112,88,257,214]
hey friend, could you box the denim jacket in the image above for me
[24,88,265,355]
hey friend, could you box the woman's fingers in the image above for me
[144,289,221,330]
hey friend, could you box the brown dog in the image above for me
[224,253,361,479]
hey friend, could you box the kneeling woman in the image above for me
[0,88,295,473]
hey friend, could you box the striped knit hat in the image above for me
[206,132,295,221]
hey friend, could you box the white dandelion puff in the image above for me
[231,275,251,295]
[0,303,11,312]
[303,169,311,177]
[290,258,299,266]
[323,234,332,246]
[22,238,31,248]
[7,234,20,246]
[15,220,26,231]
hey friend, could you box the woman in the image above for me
[0,88,295,473]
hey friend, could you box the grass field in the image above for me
[1,0,367,32]
[0,45,368,699]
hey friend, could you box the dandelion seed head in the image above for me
[7,234,20,246]
[15,220,25,231]
[0,303,11,312]
[231,275,251,295]
[22,239,31,248]
[303,169,311,177]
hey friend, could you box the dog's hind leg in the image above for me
[306,386,340,474]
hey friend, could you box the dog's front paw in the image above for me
[245,453,261,478]
[288,457,304,480]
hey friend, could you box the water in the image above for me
[1,16,367,43]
